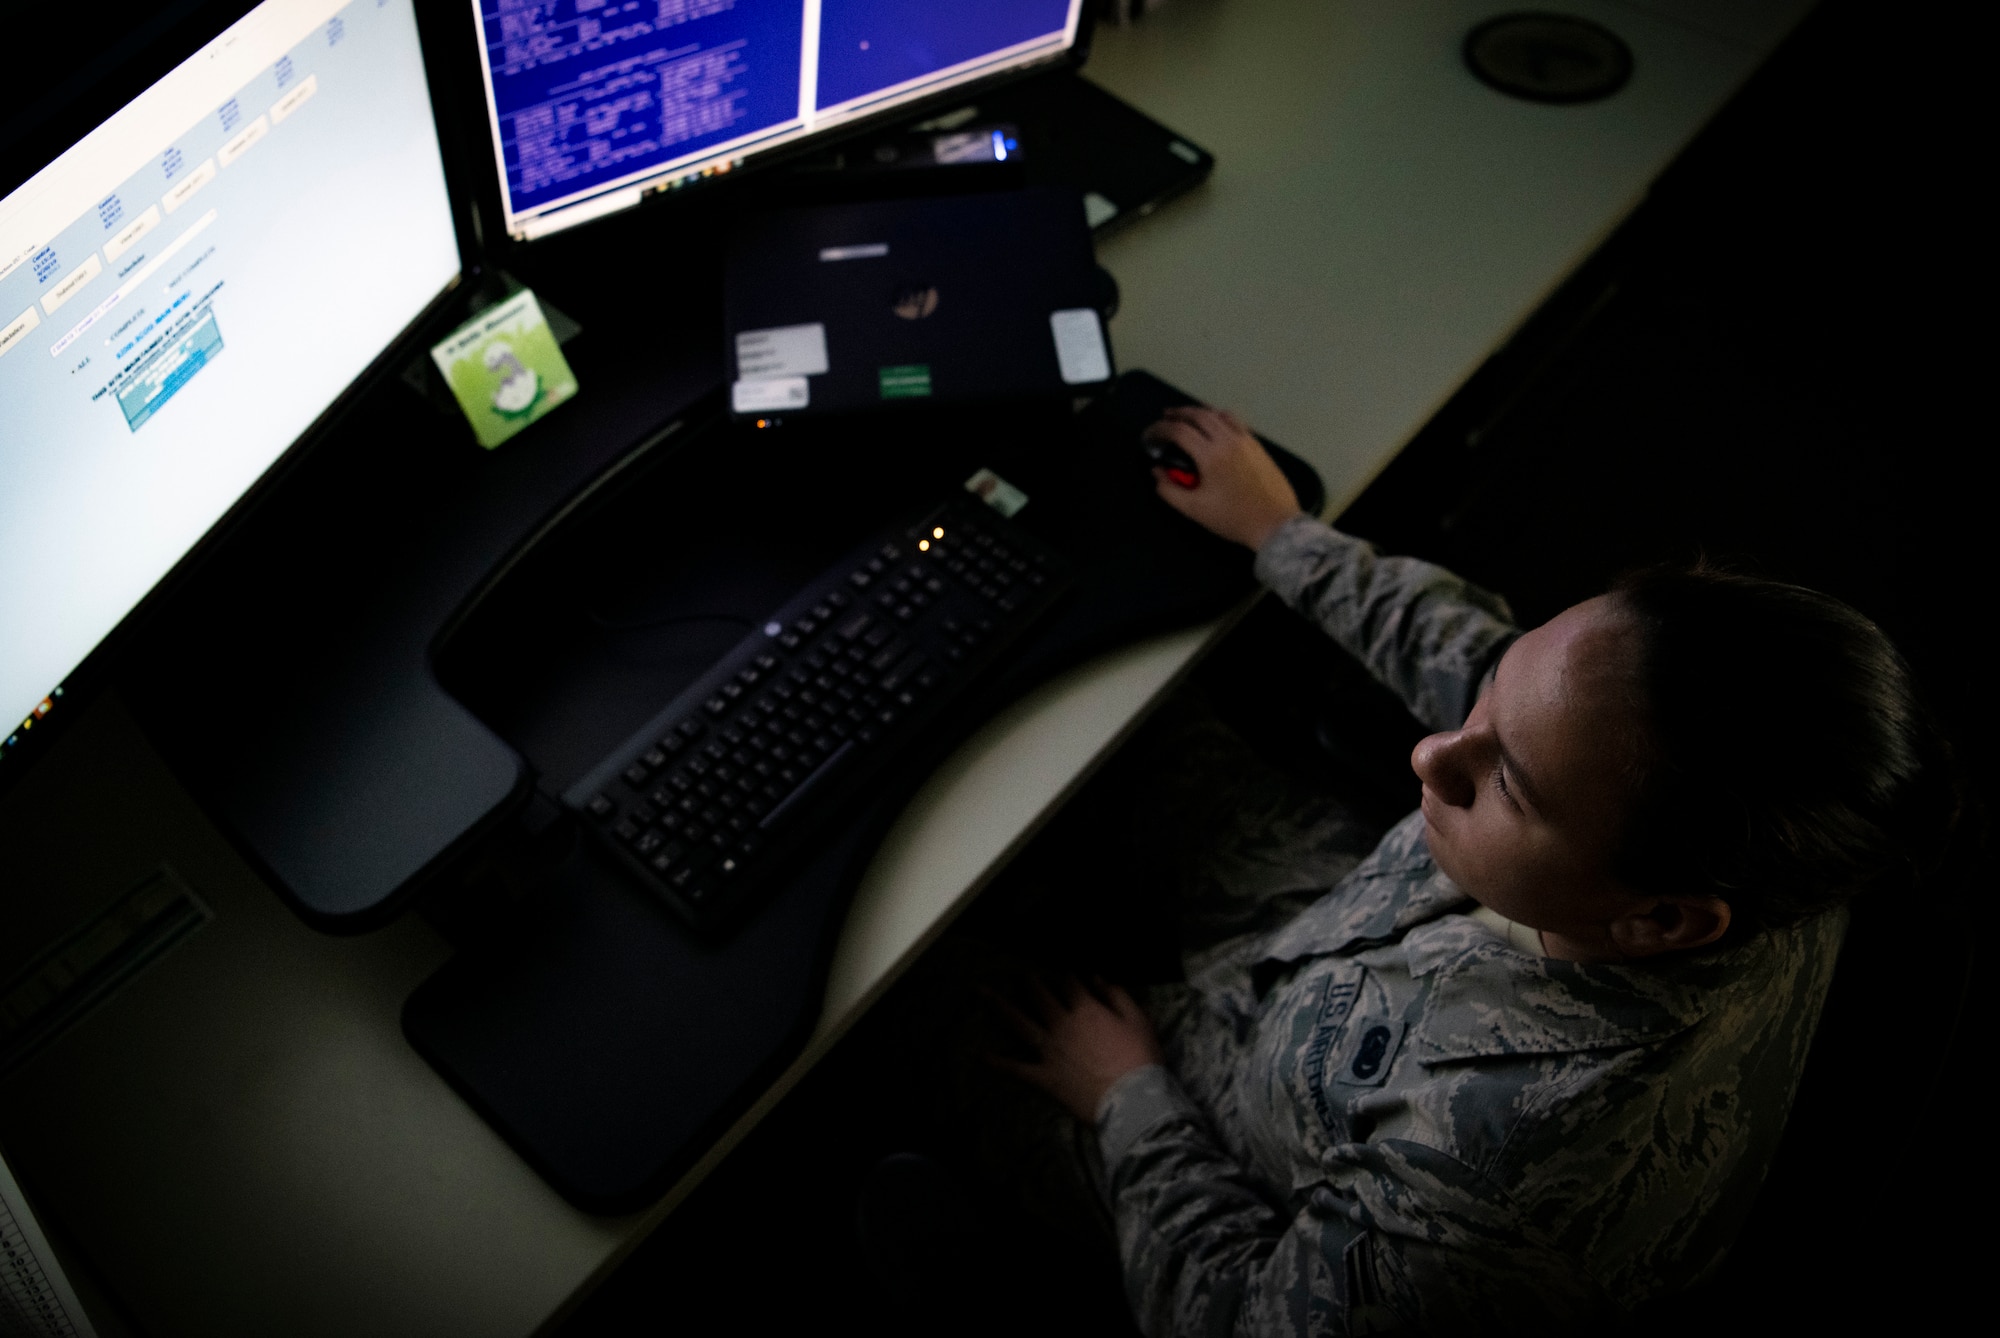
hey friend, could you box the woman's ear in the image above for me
[1607,895,1732,958]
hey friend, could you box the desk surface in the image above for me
[0,2,1810,1333]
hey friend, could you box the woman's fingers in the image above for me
[982,1051,1070,1104]
[1090,973,1130,1015]
[1142,416,1212,460]
[980,985,1047,1047]
[1147,405,1256,469]
[1104,980,1143,1020]
[1162,402,1224,430]
[1026,972,1067,1018]
[1155,406,1231,453]
[984,972,1162,1119]
[986,972,1143,1043]
[982,1051,1044,1084]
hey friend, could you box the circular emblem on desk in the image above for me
[1464,13,1633,105]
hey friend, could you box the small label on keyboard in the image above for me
[965,468,1028,517]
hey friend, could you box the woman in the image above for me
[991,406,1955,1334]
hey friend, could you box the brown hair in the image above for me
[1612,565,1958,933]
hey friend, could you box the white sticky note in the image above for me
[1049,308,1111,385]
[736,322,829,379]
[733,376,809,413]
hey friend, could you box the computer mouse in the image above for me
[1142,437,1200,489]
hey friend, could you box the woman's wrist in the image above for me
[1245,507,1308,553]
[1094,1062,1168,1125]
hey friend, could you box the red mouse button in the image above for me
[1166,466,1199,489]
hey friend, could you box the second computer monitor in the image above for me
[473,0,1084,240]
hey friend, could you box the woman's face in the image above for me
[1411,595,1653,953]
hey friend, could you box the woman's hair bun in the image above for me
[1613,563,1959,933]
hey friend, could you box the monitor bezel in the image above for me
[0,0,484,798]
[438,1,1098,254]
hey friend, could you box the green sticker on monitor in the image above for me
[431,289,579,449]
[879,364,932,399]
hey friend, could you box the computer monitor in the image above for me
[473,0,1088,241]
[0,0,462,782]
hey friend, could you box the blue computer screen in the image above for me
[479,0,806,217]
[815,0,1071,111]
[476,0,1082,239]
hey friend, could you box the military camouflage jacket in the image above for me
[1096,517,1844,1336]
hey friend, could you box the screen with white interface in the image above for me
[0,0,460,766]
[476,0,1082,239]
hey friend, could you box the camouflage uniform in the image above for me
[1099,516,1844,1335]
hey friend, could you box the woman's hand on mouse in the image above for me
[1143,405,1304,550]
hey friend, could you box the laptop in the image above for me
[724,185,1113,418]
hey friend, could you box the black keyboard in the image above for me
[565,496,1073,926]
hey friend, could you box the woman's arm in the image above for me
[1144,407,1517,731]
[991,980,1374,1334]
[994,977,1606,1336]
[1099,1063,1384,1337]
[1103,1071,1611,1337]
[1256,520,1517,732]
